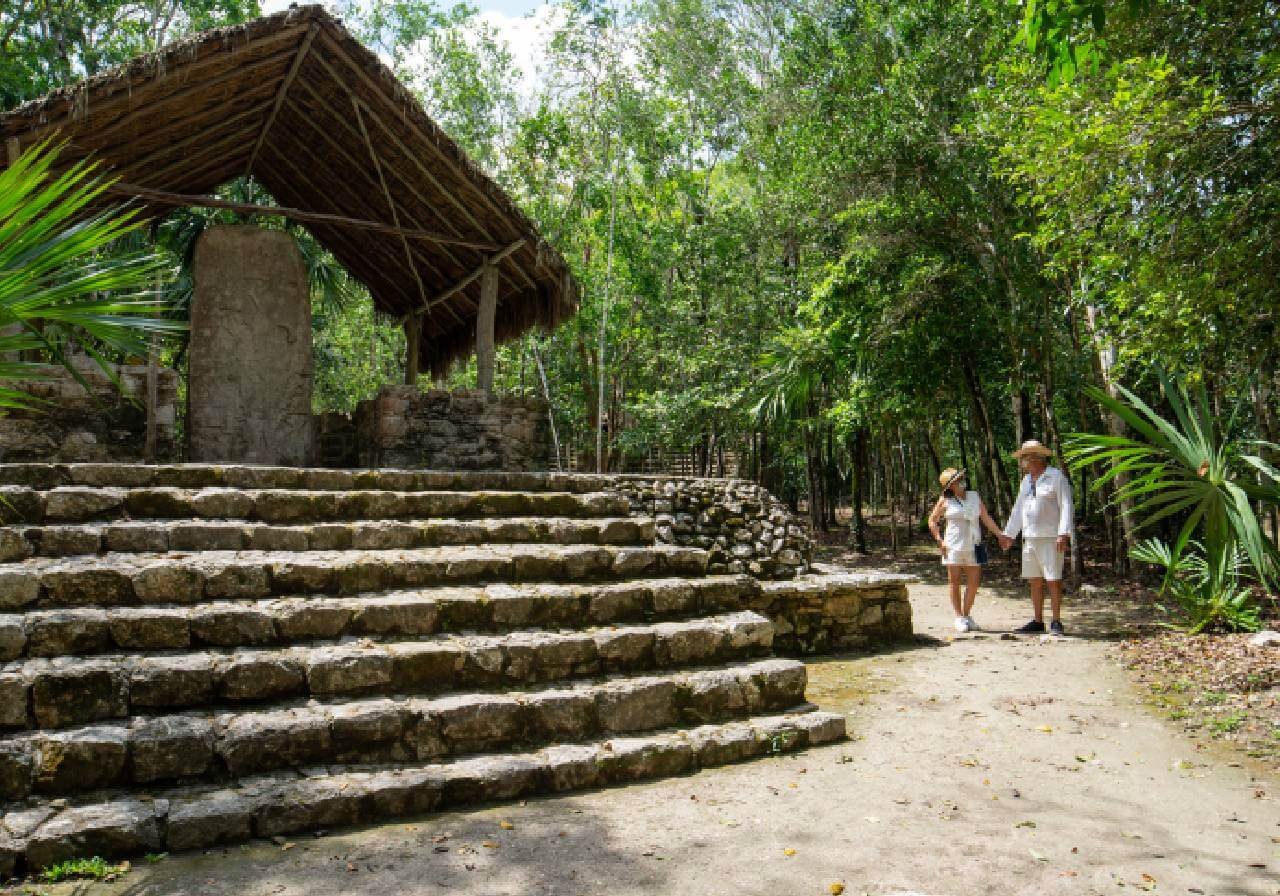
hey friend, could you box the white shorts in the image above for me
[941,546,978,567]
[1022,536,1065,581]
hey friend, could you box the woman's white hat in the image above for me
[1012,439,1054,459]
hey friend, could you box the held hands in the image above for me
[1056,534,1070,553]
[997,533,1013,551]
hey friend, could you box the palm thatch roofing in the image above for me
[0,4,578,377]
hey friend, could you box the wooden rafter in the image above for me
[246,22,319,176]
[410,238,527,320]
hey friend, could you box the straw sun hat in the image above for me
[1011,439,1054,459]
[938,467,966,494]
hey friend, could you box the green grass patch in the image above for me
[1207,712,1246,734]
[40,856,127,883]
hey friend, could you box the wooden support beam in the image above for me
[302,52,534,295]
[351,97,431,312]
[315,32,523,241]
[5,138,20,166]
[246,22,319,176]
[106,182,502,251]
[255,153,431,320]
[408,238,527,321]
[288,75,508,304]
[476,263,498,395]
[404,317,421,385]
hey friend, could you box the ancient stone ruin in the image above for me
[0,463,911,872]
[0,5,914,874]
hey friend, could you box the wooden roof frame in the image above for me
[0,5,579,377]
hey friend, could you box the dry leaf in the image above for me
[482,841,500,849]
[783,847,797,856]
[498,820,514,830]
[828,884,846,895]
[1036,725,1054,733]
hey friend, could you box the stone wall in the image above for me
[352,386,551,471]
[606,477,814,579]
[188,225,314,466]
[755,567,914,654]
[0,360,177,462]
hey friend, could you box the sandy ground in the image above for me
[13,574,1279,896]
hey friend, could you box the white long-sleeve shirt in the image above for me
[1003,466,1074,539]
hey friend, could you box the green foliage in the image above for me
[0,142,183,411]
[1130,537,1262,633]
[1066,368,1280,588]
[40,855,127,882]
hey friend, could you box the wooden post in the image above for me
[5,138,20,166]
[404,316,420,385]
[476,264,498,394]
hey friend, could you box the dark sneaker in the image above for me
[1049,620,1065,636]
[1015,619,1046,634]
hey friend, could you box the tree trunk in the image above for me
[1082,302,1135,572]
[851,427,869,553]
[961,358,1012,520]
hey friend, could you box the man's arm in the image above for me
[1003,479,1025,539]
[1057,469,1074,536]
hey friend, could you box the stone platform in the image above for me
[0,464,912,875]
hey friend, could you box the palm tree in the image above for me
[1066,368,1280,631]
[0,141,183,410]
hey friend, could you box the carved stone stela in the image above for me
[188,225,314,465]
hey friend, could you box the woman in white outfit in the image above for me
[927,468,1006,632]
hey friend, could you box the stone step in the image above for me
[0,659,807,799]
[2,516,656,560]
[2,708,846,873]
[0,575,758,661]
[0,463,619,494]
[0,544,709,611]
[0,486,632,526]
[1,611,775,730]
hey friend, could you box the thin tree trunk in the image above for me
[851,427,869,553]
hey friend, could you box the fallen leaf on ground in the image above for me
[482,841,500,849]
[783,847,797,856]
[828,884,846,895]
[1036,725,1054,733]
[498,820,514,830]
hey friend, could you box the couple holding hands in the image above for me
[927,439,1074,636]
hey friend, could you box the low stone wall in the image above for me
[606,477,814,579]
[754,567,915,654]
[351,387,551,471]
[0,360,177,462]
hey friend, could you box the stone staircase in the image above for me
[0,464,849,875]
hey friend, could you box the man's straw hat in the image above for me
[938,467,966,493]
[1012,439,1054,459]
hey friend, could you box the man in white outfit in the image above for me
[997,439,1074,635]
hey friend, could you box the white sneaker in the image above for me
[954,617,970,632]
[964,616,981,632]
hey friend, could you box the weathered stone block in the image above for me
[34,725,129,793]
[0,738,34,799]
[130,654,216,708]
[0,614,27,660]
[190,605,276,646]
[218,653,304,702]
[218,709,331,775]
[43,487,125,521]
[305,646,392,695]
[108,608,190,650]
[32,665,127,727]
[27,609,110,656]
[41,567,134,607]
[25,800,163,868]
[432,695,524,750]
[131,716,215,782]
[597,679,677,732]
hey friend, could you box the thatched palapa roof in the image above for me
[0,4,578,377]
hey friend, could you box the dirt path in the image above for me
[19,576,1278,896]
